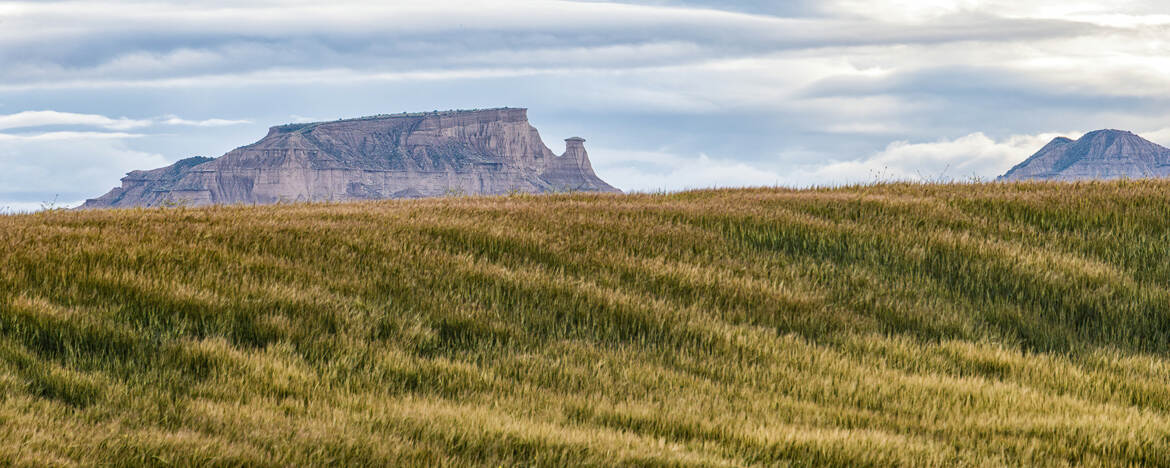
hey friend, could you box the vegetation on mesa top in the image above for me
[270,107,519,133]
[4,181,1170,466]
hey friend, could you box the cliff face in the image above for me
[999,130,1170,181]
[82,108,620,208]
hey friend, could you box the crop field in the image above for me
[3,181,1170,466]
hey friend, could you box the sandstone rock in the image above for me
[999,129,1170,181]
[82,108,620,208]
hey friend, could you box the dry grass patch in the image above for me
[3,181,1170,466]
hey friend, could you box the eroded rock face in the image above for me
[82,108,620,208]
[999,129,1170,181]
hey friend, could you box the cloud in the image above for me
[0,0,1105,91]
[591,132,1071,192]
[0,110,151,131]
[594,123,1170,190]
[0,108,251,208]
[0,200,80,214]
[596,130,1113,193]
[590,148,788,192]
[785,132,1077,185]
[1136,127,1170,147]
[0,110,250,130]
[3,0,1170,201]
[822,0,1167,22]
[0,66,579,92]
[0,131,145,141]
[0,111,248,209]
[0,131,168,204]
[159,115,251,127]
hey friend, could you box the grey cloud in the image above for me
[2,0,1169,204]
[794,65,1170,140]
[0,110,250,131]
[0,132,167,204]
[578,0,825,17]
[0,2,1108,90]
[0,111,151,131]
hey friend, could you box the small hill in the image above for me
[1000,129,1170,181]
[82,108,619,208]
[5,182,1170,466]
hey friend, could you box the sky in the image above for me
[2,0,1170,211]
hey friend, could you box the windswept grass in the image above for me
[3,180,1170,466]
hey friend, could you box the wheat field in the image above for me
[3,181,1170,466]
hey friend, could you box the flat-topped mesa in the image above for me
[82,108,620,208]
[264,108,530,138]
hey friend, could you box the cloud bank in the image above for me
[0,110,249,206]
[593,131,1088,191]
[1,0,1169,205]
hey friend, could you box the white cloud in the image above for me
[0,0,1105,92]
[1139,127,1170,147]
[0,131,145,141]
[0,66,579,92]
[0,131,168,203]
[787,132,1079,185]
[0,110,151,131]
[826,0,982,22]
[0,1,792,41]
[590,148,787,192]
[160,115,251,127]
[2,0,1170,199]
[824,0,1165,23]
[591,131,1087,192]
[0,110,250,130]
[0,110,246,209]
[0,200,83,213]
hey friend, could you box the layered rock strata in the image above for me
[83,108,619,208]
[1000,129,1170,181]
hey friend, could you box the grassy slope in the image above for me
[3,181,1170,466]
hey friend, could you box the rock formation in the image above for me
[999,129,1170,181]
[82,108,620,208]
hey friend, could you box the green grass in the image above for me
[3,181,1170,466]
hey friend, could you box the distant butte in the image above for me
[82,108,620,208]
[999,129,1170,181]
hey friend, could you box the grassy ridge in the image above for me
[2,181,1170,466]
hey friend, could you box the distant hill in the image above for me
[7,182,1170,466]
[82,108,619,208]
[1000,129,1170,181]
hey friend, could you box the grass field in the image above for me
[3,181,1170,466]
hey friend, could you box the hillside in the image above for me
[1000,129,1170,181]
[4,182,1170,466]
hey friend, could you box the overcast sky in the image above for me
[2,0,1169,210]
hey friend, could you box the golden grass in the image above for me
[3,180,1170,466]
